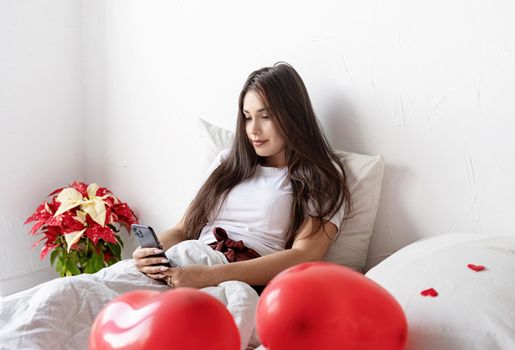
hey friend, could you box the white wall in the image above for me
[2,0,515,294]
[82,0,515,271]
[0,0,83,295]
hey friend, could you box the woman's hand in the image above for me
[162,265,215,289]
[132,247,171,280]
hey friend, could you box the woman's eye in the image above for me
[261,115,269,119]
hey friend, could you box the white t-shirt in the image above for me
[198,149,344,256]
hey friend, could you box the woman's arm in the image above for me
[157,222,188,251]
[165,217,338,288]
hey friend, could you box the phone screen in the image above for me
[131,224,173,267]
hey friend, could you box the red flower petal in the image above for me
[103,207,113,226]
[421,288,438,297]
[70,181,88,197]
[48,187,65,197]
[96,187,112,197]
[40,242,58,260]
[31,236,46,249]
[25,202,52,224]
[112,203,138,227]
[48,197,60,213]
[85,225,117,245]
[102,195,115,208]
[467,264,486,272]
[30,220,47,235]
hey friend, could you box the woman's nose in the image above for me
[248,119,261,135]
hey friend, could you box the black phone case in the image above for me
[131,224,172,267]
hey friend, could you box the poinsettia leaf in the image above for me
[87,183,100,199]
[107,241,122,261]
[65,259,81,275]
[88,248,104,273]
[25,202,53,225]
[31,236,45,249]
[83,261,94,274]
[96,186,111,197]
[70,181,88,196]
[102,195,115,208]
[81,199,106,226]
[60,213,86,233]
[56,187,83,203]
[54,200,82,217]
[115,234,124,248]
[74,210,87,225]
[103,207,113,226]
[102,251,111,264]
[53,187,85,218]
[112,203,139,226]
[30,221,46,235]
[44,226,61,242]
[40,243,57,260]
[109,212,119,224]
[48,198,60,213]
[48,187,65,197]
[64,229,86,253]
[25,212,40,225]
[50,249,59,266]
[55,258,64,276]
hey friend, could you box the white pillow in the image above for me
[365,232,515,350]
[198,118,384,272]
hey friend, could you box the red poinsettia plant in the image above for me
[25,181,138,276]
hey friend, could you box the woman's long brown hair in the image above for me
[183,62,351,248]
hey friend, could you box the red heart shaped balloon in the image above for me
[89,288,240,350]
[256,262,408,350]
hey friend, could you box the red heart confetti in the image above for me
[420,288,438,297]
[467,264,486,272]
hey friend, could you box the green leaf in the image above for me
[82,248,103,274]
[79,255,89,266]
[108,224,120,233]
[55,258,65,277]
[83,261,95,274]
[50,250,59,266]
[65,259,81,275]
[115,234,124,248]
[107,242,122,261]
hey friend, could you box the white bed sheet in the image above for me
[0,240,261,350]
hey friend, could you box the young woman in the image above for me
[133,62,351,290]
[0,62,352,349]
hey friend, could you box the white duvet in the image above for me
[0,240,261,350]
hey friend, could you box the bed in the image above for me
[1,119,513,349]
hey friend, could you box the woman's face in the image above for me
[243,90,286,168]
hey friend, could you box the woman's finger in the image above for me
[132,247,164,259]
[141,265,170,275]
[135,257,170,268]
[146,273,166,280]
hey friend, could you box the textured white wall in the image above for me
[2,0,515,295]
[82,0,515,271]
[0,0,83,295]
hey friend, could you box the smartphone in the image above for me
[131,224,174,267]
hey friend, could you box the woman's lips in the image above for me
[252,140,267,147]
